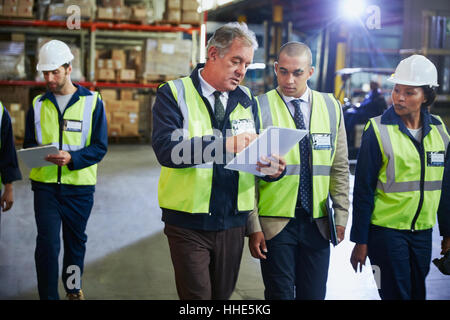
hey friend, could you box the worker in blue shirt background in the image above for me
[0,101,22,236]
[350,55,450,300]
[24,40,108,300]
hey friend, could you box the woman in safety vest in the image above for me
[349,55,450,300]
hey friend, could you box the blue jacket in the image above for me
[350,106,450,244]
[153,64,277,231]
[23,84,108,195]
[0,105,22,186]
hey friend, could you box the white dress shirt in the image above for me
[198,68,229,111]
[280,86,311,130]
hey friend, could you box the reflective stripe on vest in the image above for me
[370,114,449,230]
[29,92,98,185]
[157,77,256,214]
[257,89,341,219]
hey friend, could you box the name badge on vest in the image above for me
[311,133,331,150]
[427,151,445,167]
[63,120,82,132]
[231,119,256,135]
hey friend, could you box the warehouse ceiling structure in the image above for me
[206,0,406,95]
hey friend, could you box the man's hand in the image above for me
[1,183,14,212]
[442,237,450,255]
[249,231,267,259]
[350,243,368,272]
[225,132,258,154]
[336,225,345,244]
[256,154,286,178]
[45,150,72,167]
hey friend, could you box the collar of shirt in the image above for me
[279,86,311,129]
[198,68,229,111]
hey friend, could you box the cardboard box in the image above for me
[122,123,139,136]
[10,110,25,139]
[131,7,147,20]
[103,99,121,112]
[8,103,22,112]
[112,49,126,70]
[119,69,135,81]
[182,10,200,23]
[4,0,19,6]
[112,111,128,124]
[128,112,138,124]
[182,0,198,11]
[100,89,117,101]
[121,100,139,113]
[3,4,18,16]
[120,89,135,100]
[108,123,122,136]
[114,6,131,20]
[167,0,181,9]
[19,0,34,6]
[105,112,111,124]
[97,7,114,19]
[165,9,180,22]
[97,69,116,81]
[101,0,123,7]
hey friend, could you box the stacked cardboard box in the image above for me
[101,88,140,137]
[96,48,140,82]
[144,38,192,79]
[181,0,200,24]
[7,103,25,140]
[165,0,180,22]
[47,0,95,21]
[1,0,34,18]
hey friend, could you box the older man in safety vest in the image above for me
[152,22,285,300]
[24,40,108,300]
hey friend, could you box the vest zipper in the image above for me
[410,143,425,232]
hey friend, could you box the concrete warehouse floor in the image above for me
[0,144,448,300]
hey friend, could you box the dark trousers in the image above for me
[368,225,432,300]
[164,223,246,300]
[260,209,330,300]
[34,189,93,300]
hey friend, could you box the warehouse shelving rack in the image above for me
[0,18,202,88]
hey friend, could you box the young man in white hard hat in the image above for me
[24,39,108,300]
[350,55,450,299]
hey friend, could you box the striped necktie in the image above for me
[291,99,312,214]
[213,91,225,129]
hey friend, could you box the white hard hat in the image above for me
[36,40,74,72]
[388,55,439,87]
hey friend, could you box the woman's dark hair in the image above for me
[421,85,436,109]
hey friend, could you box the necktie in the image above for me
[292,99,312,214]
[213,91,225,129]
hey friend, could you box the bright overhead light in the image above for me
[339,0,365,19]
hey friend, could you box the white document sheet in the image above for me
[17,145,59,168]
[225,126,308,176]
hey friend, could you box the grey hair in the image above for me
[206,22,258,57]
[277,41,313,66]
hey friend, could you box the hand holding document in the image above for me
[17,145,60,168]
[225,126,308,176]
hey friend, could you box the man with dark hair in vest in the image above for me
[247,42,350,300]
[152,22,286,300]
[24,40,108,300]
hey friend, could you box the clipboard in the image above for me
[326,195,338,247]
[224,126,308,176]
[17,145,59,168]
